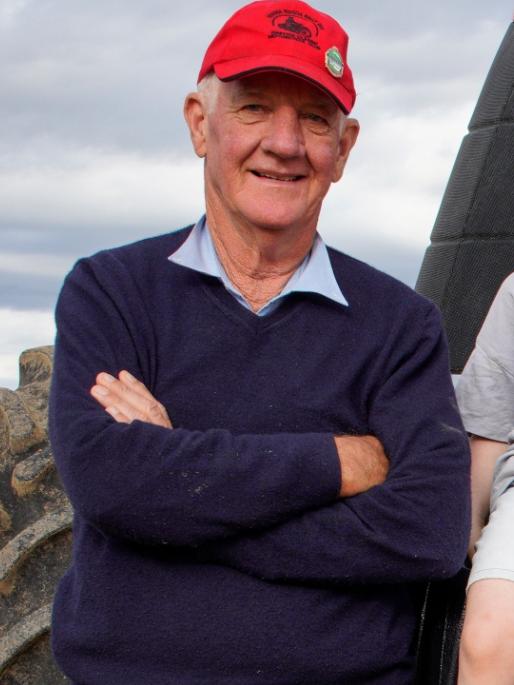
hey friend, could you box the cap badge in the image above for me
[325,47,344,78]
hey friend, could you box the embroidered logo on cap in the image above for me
[267,9,323,50]
[325,47,344,78]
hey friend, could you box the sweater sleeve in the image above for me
[196,304,471,584]
[49,257,341,547]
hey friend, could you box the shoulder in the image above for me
[326,245,438,321]
[57,226,195,316]
[456,272,514,440]
[474,271,514,346]
[65,226,193,284]
[497,272,514,296]
[489,272,514,316]
[85,225,192,269]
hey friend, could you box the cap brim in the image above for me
[213,55,354,115]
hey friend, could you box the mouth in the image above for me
[251,171,305,183]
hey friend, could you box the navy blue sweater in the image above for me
[49,227,470,685]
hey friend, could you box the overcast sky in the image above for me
[0,0,512,388]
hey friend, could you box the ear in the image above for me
[184,92,208,158]
[332,117,359,182]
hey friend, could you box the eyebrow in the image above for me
[304,102,336,114]
[232,88,336,113]
[232,87,266,99]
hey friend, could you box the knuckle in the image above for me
[127,372,141,387]
[147,401,161,416]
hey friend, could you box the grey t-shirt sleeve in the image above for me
[456,273,514,443]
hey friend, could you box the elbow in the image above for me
[427,549,467,581]
[51,432,125,533]
[56,457,118,531]
[409,476,471,581]
[416,526,469,581]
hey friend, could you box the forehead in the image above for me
[221,72,340,111]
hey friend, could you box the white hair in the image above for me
[197,72,222,114]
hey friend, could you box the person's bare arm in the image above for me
[334,435,388,496]
[92,372,390,499]
[468,435,508,559]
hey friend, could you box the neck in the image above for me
[205,200,317,312]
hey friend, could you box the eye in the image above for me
[238,103,268,123]
[303,112,329,125]
[301,111,332,134]
[242,104,265,113]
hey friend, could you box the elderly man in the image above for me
[49,2,470,683]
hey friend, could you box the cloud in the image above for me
[1,1,508,154]
[0,0,29,29]
[0,145,204,234]
[0,251,71,277]
[0,307,55,389]
[326,100,473,248]
[0,0,511,386]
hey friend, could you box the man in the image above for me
[49,2,470,683]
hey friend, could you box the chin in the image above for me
[248,217,303,234]
[239,206,309,233]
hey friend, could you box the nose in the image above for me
[261,106,305,159]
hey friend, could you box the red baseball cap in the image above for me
[198,0,356,114]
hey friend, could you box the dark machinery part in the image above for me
[416,22,514,373]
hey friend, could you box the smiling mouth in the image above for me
[251,171,304,182]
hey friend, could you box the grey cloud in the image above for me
[0,0,510,315]
[2,1,510,154]
[0,270,61,310]
[0,0,509,392]
[1,218,195,257]
[344,239,424,289]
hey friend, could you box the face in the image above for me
[185,72,359,238]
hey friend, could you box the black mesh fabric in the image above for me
[416,22,514,373]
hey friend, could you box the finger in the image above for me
[145,399,173,428]
[116,371,173,428]
[97,372,156,407]
[95,373,148,411]
[91,383,171,428]
[91,383,148,420]
[90,383,111,408]
[96,372,121,393]
[92,386,149,423]
[105,405,131,424]
[117,370,157,402]
[93,372,172,428]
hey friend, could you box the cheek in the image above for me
[225,133,259,167]
[210,119,255,157]
[207,132,255,179]
[306,133,342,176]
[311,147,342,187]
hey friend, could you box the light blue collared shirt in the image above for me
[169,216,348,316]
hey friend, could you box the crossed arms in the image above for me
[91,369,389,499]
[49,255,470,586]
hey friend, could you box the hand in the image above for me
[90,370,172,428]
[334,435,389,497]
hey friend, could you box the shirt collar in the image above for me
[169,216,348,311]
